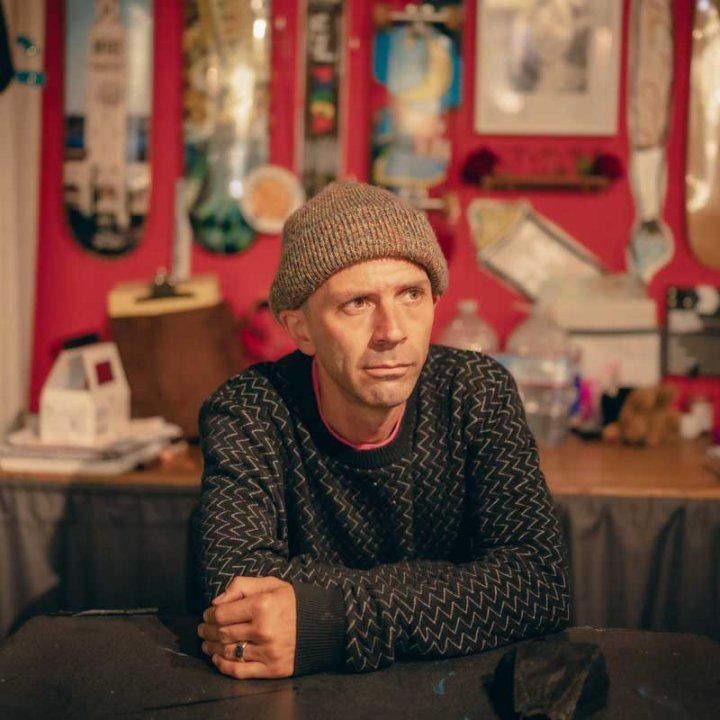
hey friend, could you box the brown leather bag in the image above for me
[110,302,245,438]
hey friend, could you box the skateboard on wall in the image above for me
[182,0,271,254]
[626,0,675,283]
[63,0,153,256]
[686,0,720,270]
[371,2,462,211]
[298,0,344,198]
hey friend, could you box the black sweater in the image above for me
[197,345,572,676]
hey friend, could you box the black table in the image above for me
[1,614,718,719]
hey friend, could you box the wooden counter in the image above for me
[2,436,719,498]
[0,444,204,488]
[541,436,720,498]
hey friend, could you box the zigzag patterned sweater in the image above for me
[197,345,572,676]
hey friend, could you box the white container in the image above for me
[506,309,578,447]
[39,342,130,446]
[439,299,499,354]
[538,274,660,388]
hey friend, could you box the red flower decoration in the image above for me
[591,153,623,179]
[462,147,499,183]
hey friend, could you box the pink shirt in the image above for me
[311,357,405,450]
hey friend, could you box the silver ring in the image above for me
[234,640,249,661]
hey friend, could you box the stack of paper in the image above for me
[0,416,182,476]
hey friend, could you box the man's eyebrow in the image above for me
[330,279,429,303]
[397,279,429,290]
[330,289,370,303]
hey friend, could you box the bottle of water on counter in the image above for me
[439,300,499,354]
[505,307,579,447]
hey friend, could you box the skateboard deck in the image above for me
[626,0,675,282]
[371,2,461,205]
[63,0,153,256]
[299,0,344,198]
[182,0,271,253]
[686,0,720,269]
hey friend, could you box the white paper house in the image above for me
[40,342,130,446]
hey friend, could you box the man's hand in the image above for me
[197,576,297,679]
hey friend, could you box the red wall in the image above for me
[30,0,720,412]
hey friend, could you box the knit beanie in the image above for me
[269,182,449,318]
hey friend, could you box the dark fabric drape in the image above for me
[1,479,718,641]
[0,481,197,636]
[557,495,720,639]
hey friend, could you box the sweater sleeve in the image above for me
[196,362,572,676]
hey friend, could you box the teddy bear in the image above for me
[602,385,681,446]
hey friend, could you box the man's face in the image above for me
[282,258,437,411]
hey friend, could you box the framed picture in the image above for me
[663,286,720,377]
[474,0,622,135]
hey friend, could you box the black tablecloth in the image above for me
[0,615,718,719]
[1,478,719,642]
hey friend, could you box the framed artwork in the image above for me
[663,286,720,377]
[474,0,622,135]
[466,198,605,299]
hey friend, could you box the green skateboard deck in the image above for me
[182,0,271,254]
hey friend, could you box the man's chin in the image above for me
[362,379,415,408]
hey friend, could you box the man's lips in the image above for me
[364,364,412,369]
[363,363,413,378]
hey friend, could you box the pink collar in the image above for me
[311,357,405,450]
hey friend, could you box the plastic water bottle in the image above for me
[506,308,578,447]
[439,300,499,354]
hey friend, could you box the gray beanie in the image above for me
[269,182,449,318]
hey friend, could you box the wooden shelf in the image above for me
[480,174,611,192]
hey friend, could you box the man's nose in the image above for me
[372,303,406,345]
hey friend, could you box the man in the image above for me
[196,182,572,680]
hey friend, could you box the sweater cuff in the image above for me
[291,581,346,676]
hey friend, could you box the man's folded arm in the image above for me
[197,370,571,675]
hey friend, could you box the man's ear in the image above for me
[278,307,316,356]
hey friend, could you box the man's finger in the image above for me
[210,623,255,645]
[213,576,286,605]
[212,654,272,680]
[200,640,225,658]
[201,639,252,661]
[212,576,245,605]
[197,622,223,642]
[203,597,255,626]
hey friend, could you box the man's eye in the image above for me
[405,287,423,300]
[346,297,368,311]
